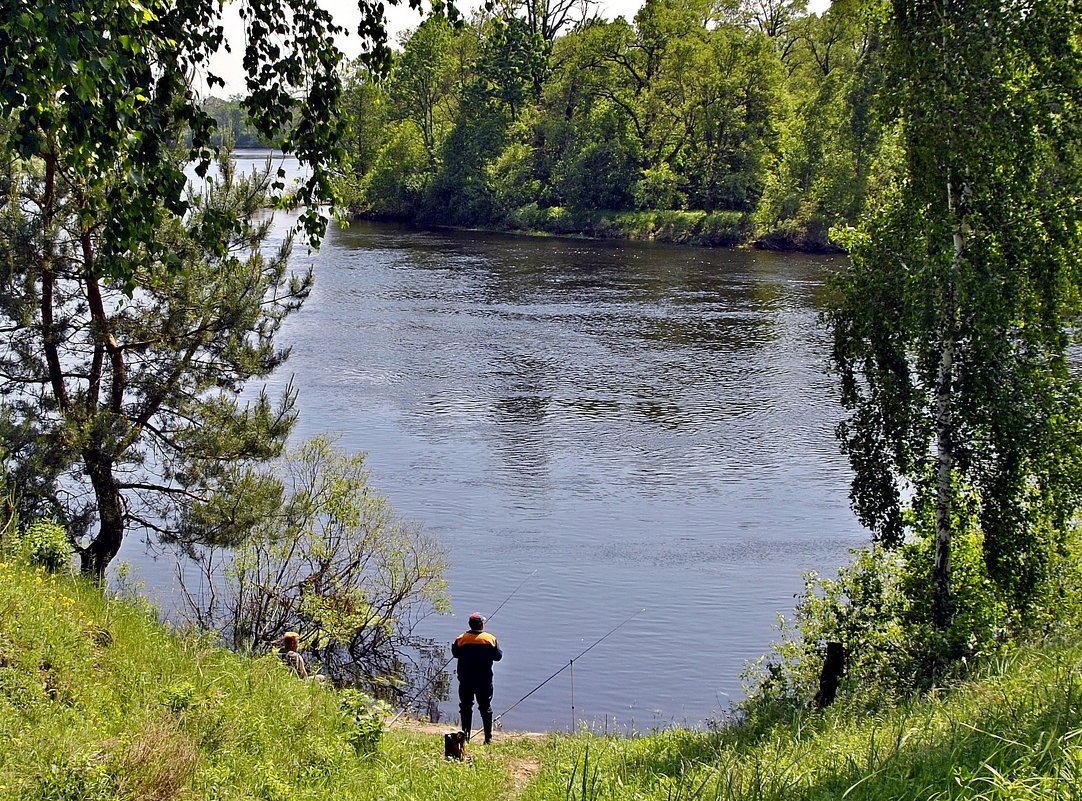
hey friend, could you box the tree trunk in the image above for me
[932,173,964,632]
[81,453,125,579]
[932,335,954,630]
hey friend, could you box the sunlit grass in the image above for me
[0,562,511,801]
[3,560,1082,800]
[518,644,1082,801]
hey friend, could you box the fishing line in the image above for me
[493,607,646,726]
[569,659,576,732]
[388,569,537,725]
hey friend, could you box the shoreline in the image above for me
[348,211,847,255]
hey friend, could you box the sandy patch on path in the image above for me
[389,717,547,741]
[504,755,542,793]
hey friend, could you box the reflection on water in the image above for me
[125,168,867,731]
[253,219,866,732]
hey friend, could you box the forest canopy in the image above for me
[339,0,887,251]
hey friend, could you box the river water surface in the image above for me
[142,151,866,732]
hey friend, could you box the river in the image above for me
[137,150,866,732]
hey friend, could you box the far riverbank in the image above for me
[351,207,846,254]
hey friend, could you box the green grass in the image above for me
[0,562,510,801]
[517,644,1082,801]
[3,561,1082,800]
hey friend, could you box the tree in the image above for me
[0,0,357,290]
[829,0,1082,640]
[0,152,314,575]
[180,437,449,684]
[755,0,888,248]
[506,0,597,43]
[0,0,430,576]
[681,24,784,213]
[473,16,552,118]
[387,18,459,163]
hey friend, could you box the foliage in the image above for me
[0,561,509,801]
[0,153,311,576]
[356,122,432,218]
[179,436,449,685]
[11,520,73,574]
[515,641,1082,801]
[0,0,351,290]
[633,165,684,211]
[8,561,1082,799]
[343,0,887,247]
[755,0,889,248]
[201,97,270,149]
[827,0,1082,638]
[744,502,1082,719]
[340,689,392,756]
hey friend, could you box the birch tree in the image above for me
[829,0,1082,637]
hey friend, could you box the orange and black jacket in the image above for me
[452,629,503,684]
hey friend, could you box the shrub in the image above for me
[10,520,73,573]
[179,436,449,686]
[697,211,750,246]
[34,754,116,801]
[632,165,685,210]
[339,689,391,756]
[741,491,1037,720]
[356,122,431,219]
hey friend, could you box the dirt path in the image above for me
[390,718,545,797]
[389,716,548,741]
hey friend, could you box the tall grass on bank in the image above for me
[5,558,1082,800]
[0,562,509,801]
[519,643,1082,801]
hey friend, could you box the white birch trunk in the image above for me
[932,171,965,631]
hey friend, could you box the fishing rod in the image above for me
[490,607,646,729]
[388,568,537,725]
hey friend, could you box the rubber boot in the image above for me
[481,709,493,744]
[460,707,473,741]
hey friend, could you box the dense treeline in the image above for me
[341,0,889,250]
[202,96,273,148]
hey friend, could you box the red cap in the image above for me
[468,612,486,629]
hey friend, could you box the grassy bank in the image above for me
[0,562,510,801]
[356,207,844,253]
[3,561,1080,800]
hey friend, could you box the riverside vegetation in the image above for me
[5,522,1082,800]
[4,0,1082,798]
[332,0,888,251]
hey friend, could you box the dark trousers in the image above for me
[458,681,493,742]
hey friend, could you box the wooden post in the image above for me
[814,641,845,708]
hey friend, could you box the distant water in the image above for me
[132,152,866,732]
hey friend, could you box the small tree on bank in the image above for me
[0,0,439,575]
[179,437,449,685]
[829,0,1082,649]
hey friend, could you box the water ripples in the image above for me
[257,218,864,730]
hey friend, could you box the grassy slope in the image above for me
[3,562,1080,801]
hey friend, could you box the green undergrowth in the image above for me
[502,206,754,247]
[521,641,1082,801]
[0,562,509,801]
[4,561,1082,800]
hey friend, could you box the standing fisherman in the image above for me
[452,612,502,743]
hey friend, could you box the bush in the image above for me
[632,165,685,210]
[339,689,391,756]
[595,210,751,246]
[741,507,1030,720]
[355,122,432,219]
[179,436,449,685]
[8,520,73,573]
